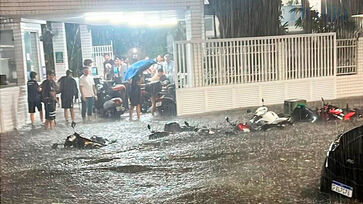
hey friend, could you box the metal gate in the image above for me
[337,39,357,75]
[92,41,113,78]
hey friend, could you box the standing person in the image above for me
[163,54,175,83]
[129,74,142,120]
[79,66,97,121]
[41,71,58,130]
[145,55,164,77]
[58,70,78,123]
[27,71,43,126]
[103,53,114,80]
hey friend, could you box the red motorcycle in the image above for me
[318,98,362,121]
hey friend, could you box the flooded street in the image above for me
[1,103,363,203]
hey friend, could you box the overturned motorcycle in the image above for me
[318,98,362,121]
[148,121,216,140]
[52,122,116,149]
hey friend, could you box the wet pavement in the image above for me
[1,98,363,203]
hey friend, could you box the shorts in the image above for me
[61,97,73,109]
[45,102,56,120]
[28,101,42,113]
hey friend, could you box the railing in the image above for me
[336,39,357,75]
[174,33,336,88]
[92,42,114,77]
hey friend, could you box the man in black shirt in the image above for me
[58,70,78,123]
[41,71,58,130]
[103,53,114,80]
[27,71,43,125]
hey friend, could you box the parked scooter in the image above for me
[94,78,126,118]
[318,98,362,121]
[142,80,177,116]
[155,82,177,116]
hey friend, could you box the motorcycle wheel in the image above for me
[159,100,176,117]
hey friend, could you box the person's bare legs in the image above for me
[30,113,35,125]
[129,105,134,120]
[64,109,69,122]
[70,108,75,122]
[50,120,56,129]
[44,120,49,129]
[39,111,44,123]
[136,105,141,120]
[151,97,156,116]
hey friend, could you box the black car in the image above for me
[320,125,363,200]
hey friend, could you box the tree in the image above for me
[291,0,361,38]
[208,0,285,38]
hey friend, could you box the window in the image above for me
[0,30,17,87]
[24,31,41,80]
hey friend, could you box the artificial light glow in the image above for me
[84,12,178,27]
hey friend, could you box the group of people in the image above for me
[27,53,175,129]
[27,59,97,129]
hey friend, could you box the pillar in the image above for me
[51,22,68,78]
[79,25,93,64]
[184,1,205,87]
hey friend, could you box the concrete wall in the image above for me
[0,86,27,133]
[0,19,45,133]
[336,38,363,98]
[176,77,336,116]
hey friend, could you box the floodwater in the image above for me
[1,105,363,203]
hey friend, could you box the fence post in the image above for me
[278,39,284,80]
[186,42,194,88]
[173,42,179,89]
[333,33,337,76]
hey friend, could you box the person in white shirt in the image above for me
[79,64,97,120]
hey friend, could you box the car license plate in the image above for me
[331,180,353,198]
[156,101,162,107]
[116,106,122,111]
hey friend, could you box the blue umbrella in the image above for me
[123,59,156,81]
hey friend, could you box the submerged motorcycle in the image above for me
[318,98,362,121]
[249,106,291,131]
[52,122,114,149]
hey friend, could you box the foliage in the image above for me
[291,3,359,38]
[208,0,285,38]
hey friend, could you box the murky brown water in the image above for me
[1,105,363,203]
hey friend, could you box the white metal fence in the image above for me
[92,42,113,77]
[337,39,357,75]
[174,33,337,88]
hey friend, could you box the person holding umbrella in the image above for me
[123,59,156,120]
[129,74,142,120]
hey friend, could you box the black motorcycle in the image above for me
[94,78,126,118]
[154,81,177,116]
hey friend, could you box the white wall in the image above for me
[51,22,68,78]
[80,24,93,63]
[336,38,363,98]
[176,77,336,116]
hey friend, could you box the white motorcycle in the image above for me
[249,105,291,131]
